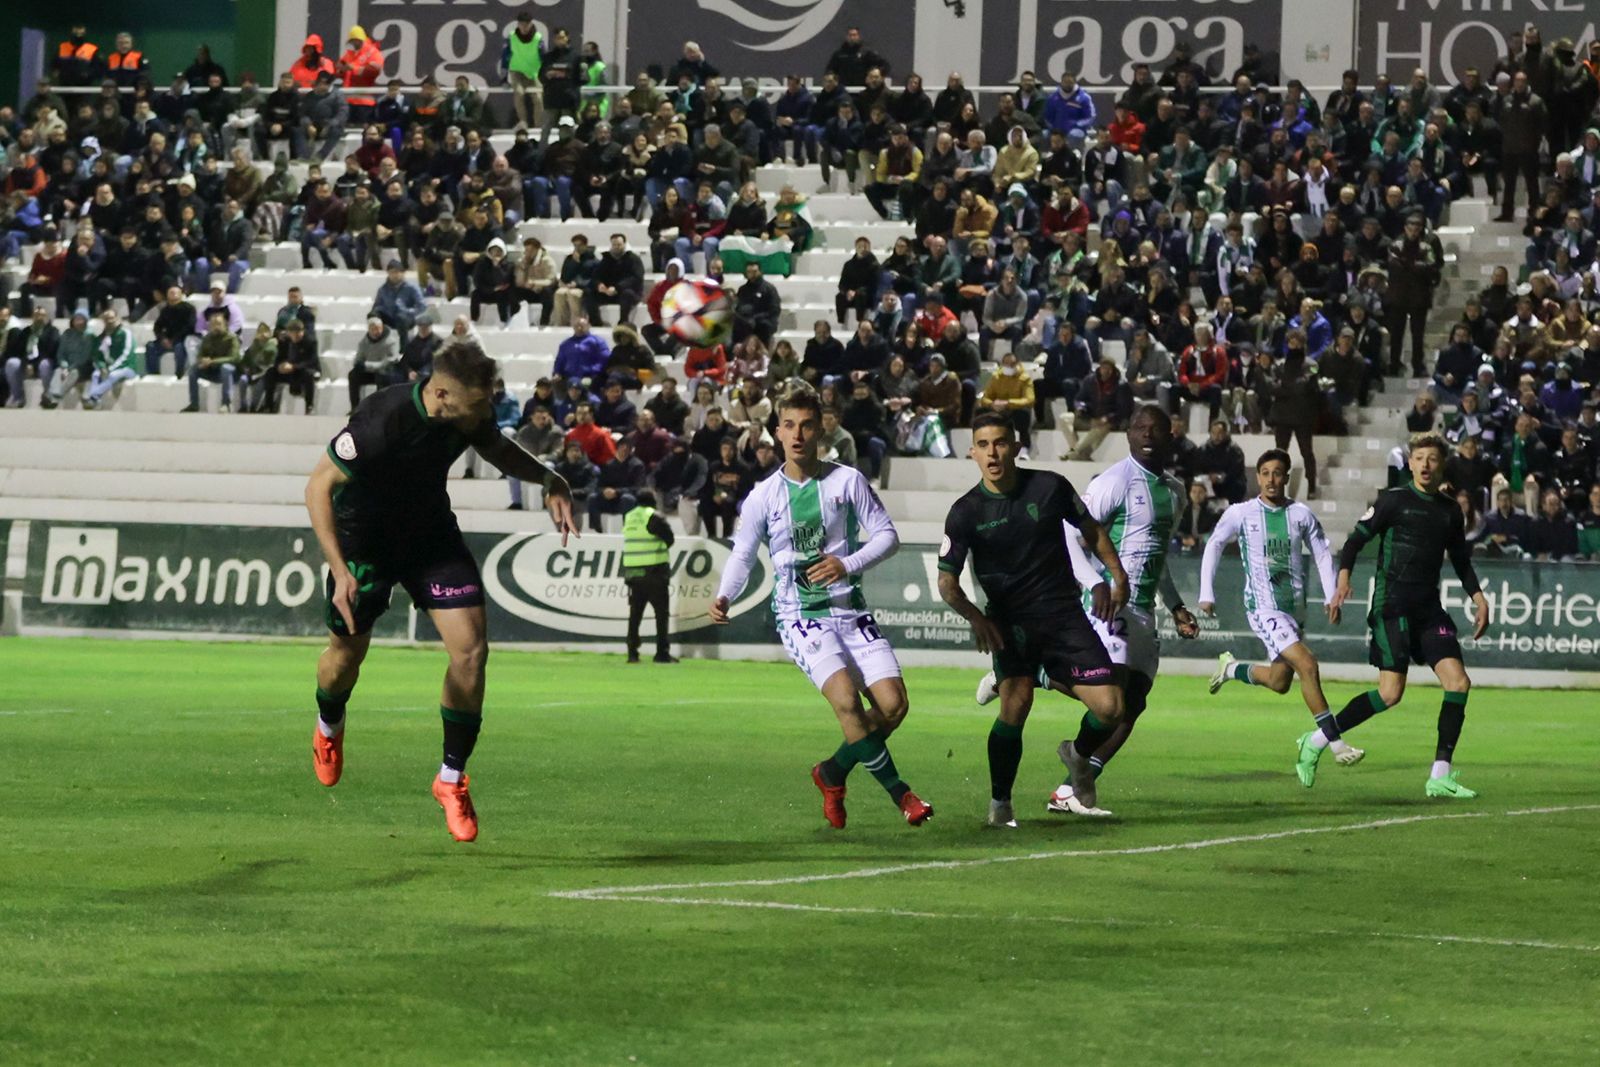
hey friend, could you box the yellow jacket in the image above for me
[980,369,1035,408]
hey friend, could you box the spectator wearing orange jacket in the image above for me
[338,26,384,121]
[290,34,336,89]
[1109,104,1145,153]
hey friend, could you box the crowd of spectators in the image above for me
[4,17,1600,553]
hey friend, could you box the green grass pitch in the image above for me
[3,637,1597,1065]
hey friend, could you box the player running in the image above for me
[710,387,932,828]
[973,405,1199,815]
[1325,433,1490,798]
[1200,448,1365,785]
[938,411,1130,828]
[304,342,577,842]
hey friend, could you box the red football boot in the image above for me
[811,763,847,829]
[899,790,934,826]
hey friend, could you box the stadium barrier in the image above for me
[8,518,1600,685]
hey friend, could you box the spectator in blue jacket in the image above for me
[368,259,427,342]
[1035,319,1094,426]
[1043,72,1096,151]
[554,316,612,383]
[1287,297,1333,360]
[772,75,815,164]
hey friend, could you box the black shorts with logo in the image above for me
[325,530,485,636]
[1367,599,1463,673]
[992,602,1115,688]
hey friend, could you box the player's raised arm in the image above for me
[1197,504,1241,614]
[711,488,767,623]
[477,432,578,545]
[305,451,356,634]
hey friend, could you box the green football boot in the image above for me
[1425,771,1478,799]
[1294,731,1322,788]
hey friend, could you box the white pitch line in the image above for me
[576,894,1600,955]
[550,804,1600,900]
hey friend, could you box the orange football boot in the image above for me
[312,726,344,786]
[432,774,479,842]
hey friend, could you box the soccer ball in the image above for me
[661,279,733,346]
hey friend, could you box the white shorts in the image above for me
[778,613,902,692]
[1089,605,1161,679]
[1247,609,1305,661]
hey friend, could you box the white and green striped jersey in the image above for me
[1200,497,1337,614]
[716,462,899,622]
[1072,457,1186,613]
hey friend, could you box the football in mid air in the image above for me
[660,279,733,345]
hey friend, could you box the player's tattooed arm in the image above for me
[305,452,357,633]
[937,570,1005,653]
[1076,514,1129,623]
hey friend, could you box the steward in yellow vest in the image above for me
[621,491,677,663]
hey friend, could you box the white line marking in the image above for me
[551,805,1600,900]
[575,894,1600,954]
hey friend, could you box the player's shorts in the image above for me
[1246,608,1306,662]
[1089,604,1161,679]
[778,613,902,692]
[992,604,1115,688]
[325,533,485,637]
[1367,601,1463,673]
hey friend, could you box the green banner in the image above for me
[20,522,408,639]
[15,520,1600,673]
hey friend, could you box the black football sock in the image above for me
[1333,688,1387,735]
[316,686,351,734]
[987,719,1024,802]
[1071,710,1116,761]
[1082,683,1148,781]
[1436,691,1468,762]
[440,706,482,776]
[817,742,857,787]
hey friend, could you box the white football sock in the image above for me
[438,764,462,784]
[317,717,342,739]
[1430,760,1451,779]
[1308,729,1330,750]
[1328,738,1353,756]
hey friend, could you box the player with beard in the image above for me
[306,342,577,841]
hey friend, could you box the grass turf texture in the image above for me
[2,638,1597,1066]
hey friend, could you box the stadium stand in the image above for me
[2,20,1599,561]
